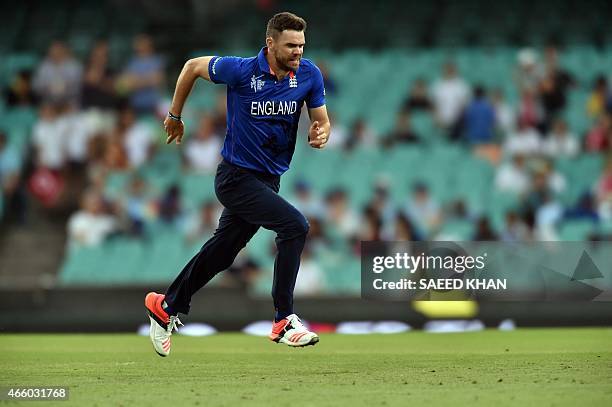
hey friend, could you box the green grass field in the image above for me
[2,328,611,406]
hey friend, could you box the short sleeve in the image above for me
[306,66,326,109]
[208,56,243,87]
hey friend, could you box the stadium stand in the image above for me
[0,0,611,295]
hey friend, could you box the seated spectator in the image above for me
[431,62,470,139]
[184,200,222,244]
[322,111,346,149]
[473,216,498,240]
[117,106,154,168]
[81,40,119,111]
[402,78,432,112]
[534,192,563,241]
[514,48,544,93]
[33,41,82,108]
[542,118,579,157]
[184,115,222,173]
[587,75,610,119]
[117,34,164,115]
[491,88,515,135]
[157,184,183,226]
[32,104,67,171]
[516,87,543,130]
[324,187,359,240]
[585,114,612,152]
[404,182,441,237]
[343,118,376,152]
[294,246,325,297]
[500,211,531,242]
[539,159,567,195]
[226,258,262,288]
[381,110,420,147]
[444,199,473,222]
[495,154,530,195]
[368,180,396,234]
[539,46,574,131]
[564,193,599,222]
[63,111,96,168]
[391,213,422,241]
[104,128,130,171]
[68,190,117,248]
[305,216,329,254]
[503,121,541,157]
[120,176,155,237]
[357,205,383,241]
[463,85,495,145]
[522,164,565,222]
[4,70,38,107]
[290,179,325,219]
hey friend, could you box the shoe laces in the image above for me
[167,315,183,334]
[288,315,306,331]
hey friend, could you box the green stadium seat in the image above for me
[558,220,597,241]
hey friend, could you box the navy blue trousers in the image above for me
[164,160,309,315]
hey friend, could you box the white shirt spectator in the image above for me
[68,211,116,247]
[535,200,563,241]
[185,134,222,173]
[293,255,325,296]
[63,112,95,163]
[68,191,116,248]
[124,121,153,168]
[542,131,579,158]
[495,157,530,195]
[33,42,83,107]
[504,126,541,156]
[431,69,470,127]
[32,108,67,170]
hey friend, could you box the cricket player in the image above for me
[145,12,330,356]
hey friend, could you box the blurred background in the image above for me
[1,0,612,332]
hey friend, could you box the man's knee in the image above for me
[295,215,310,236]
[281,213,309,240]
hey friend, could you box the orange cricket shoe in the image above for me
[145,292,182,357]
[269,314,319,347]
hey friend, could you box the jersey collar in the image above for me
[257,47,299,78]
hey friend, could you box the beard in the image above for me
[273,50,300,72]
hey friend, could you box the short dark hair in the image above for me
[266,12,307,39]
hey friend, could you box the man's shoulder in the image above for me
[299,58,320,74]
[212,55,257,72]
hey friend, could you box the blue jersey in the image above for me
[208,47,326,175]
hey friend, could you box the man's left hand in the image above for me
[308,120,328,149]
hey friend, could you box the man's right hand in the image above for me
[164,115,185,145]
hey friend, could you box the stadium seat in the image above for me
[558,220,597,241]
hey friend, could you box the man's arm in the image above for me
[164,56,214,145]
[307,105,331,149]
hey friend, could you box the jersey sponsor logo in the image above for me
[250,100,298,116]
[251,75,265,92]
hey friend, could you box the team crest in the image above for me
[289,72,298,88]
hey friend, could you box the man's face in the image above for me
[268,30,305,72]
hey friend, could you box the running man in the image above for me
[145,12,330,356]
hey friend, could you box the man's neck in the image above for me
[265,52,289,81]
